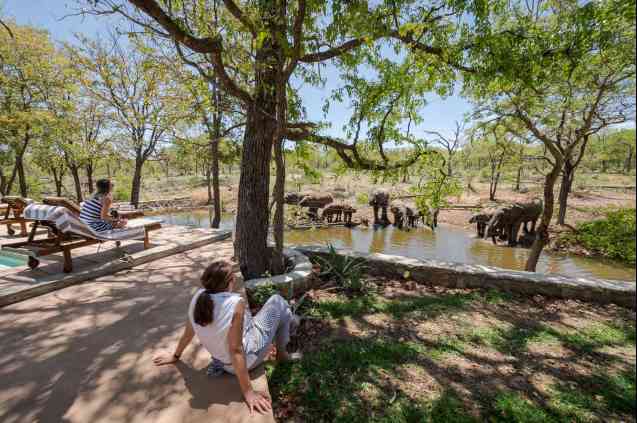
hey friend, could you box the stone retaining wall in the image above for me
[295,246,636,310]
[244,248,314,297]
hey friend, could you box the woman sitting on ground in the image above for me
[79,179,127,232]
[153,260,299,415]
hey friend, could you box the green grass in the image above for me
[491,392,555,422]
[485,370,637,423]
[300,290,482,320]
[467,321,635,355]
[268,338,478,422]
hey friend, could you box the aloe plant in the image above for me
[315,244,367,292]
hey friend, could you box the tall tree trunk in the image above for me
[211,141,221,228]
[234,4,278,279]
[85,163,94,194]
[401,169,409,183]
[7,133,30,197]
[273,139,285,253]
[15,159,27,197]
[557,163,575,225]
[526,160,562,272]
[130,156,144,208]
[0,166,6,196]
[209,78,222,229]
[206,162,213,204]
[515,166,522,191]
[69,164,83,202]
[6,163,18,196]
[270,0,288,276]
[17,131,30,196]
[235,104,276,278]
[489,168,500,201]
[51,166,64,197]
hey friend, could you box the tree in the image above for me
[411,151,462,229]
[467,0,636,271]
[82,0,482,278]
[470,124,516,201]
[31,134,67,197]
[424,121,465,178]
[69,34,183,207]
[170,62,245,229]
[0,20,64,197]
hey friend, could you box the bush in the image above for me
[315,244,367,293]
[576,208,636,264]
[355,192,369,205]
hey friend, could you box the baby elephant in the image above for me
[390,202,417,229]
[322,203,357,225]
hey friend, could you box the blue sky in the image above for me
[3,0,473,140]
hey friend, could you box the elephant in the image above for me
[283,192,304,205]
[390,201,417,229]
[485,199,543,247]
[420,206,440,230]
[469,209,495,238]
[298,193,334,220]
[298,193,334,208]
[368,189,391,226]
[520,199,543,235]
[322,203,357,225]
[284,192,334,221]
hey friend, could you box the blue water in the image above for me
[0,252,27,269]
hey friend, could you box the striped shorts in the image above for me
[208,294,295,376]
[87,220,114,232]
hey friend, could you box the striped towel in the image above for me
[23,204,150,241]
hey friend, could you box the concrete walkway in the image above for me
[0,241,275,423]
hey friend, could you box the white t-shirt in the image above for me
[188,289,254,368]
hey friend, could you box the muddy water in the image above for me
[155,209,636,282]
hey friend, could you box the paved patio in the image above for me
[0,240,275,423]
[0,224,231,307]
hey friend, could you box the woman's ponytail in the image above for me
[194,290,214,326]
[193,260,234,327]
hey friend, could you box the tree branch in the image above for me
[126,0,253,104]
[221,0,257,37]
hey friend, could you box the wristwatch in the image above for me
[173,353,181,360]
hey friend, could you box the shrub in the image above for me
[315,244,367,293]
[575,208,636,264]
[355,192,369,205]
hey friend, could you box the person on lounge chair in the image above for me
[153,260,300,415]
[79,179,127,232]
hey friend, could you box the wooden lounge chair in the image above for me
[0,196,33,236]
[2,204,162,273]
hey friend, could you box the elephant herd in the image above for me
[284,189,543,249]
[469,199,543,247]
[284,189,433,230]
